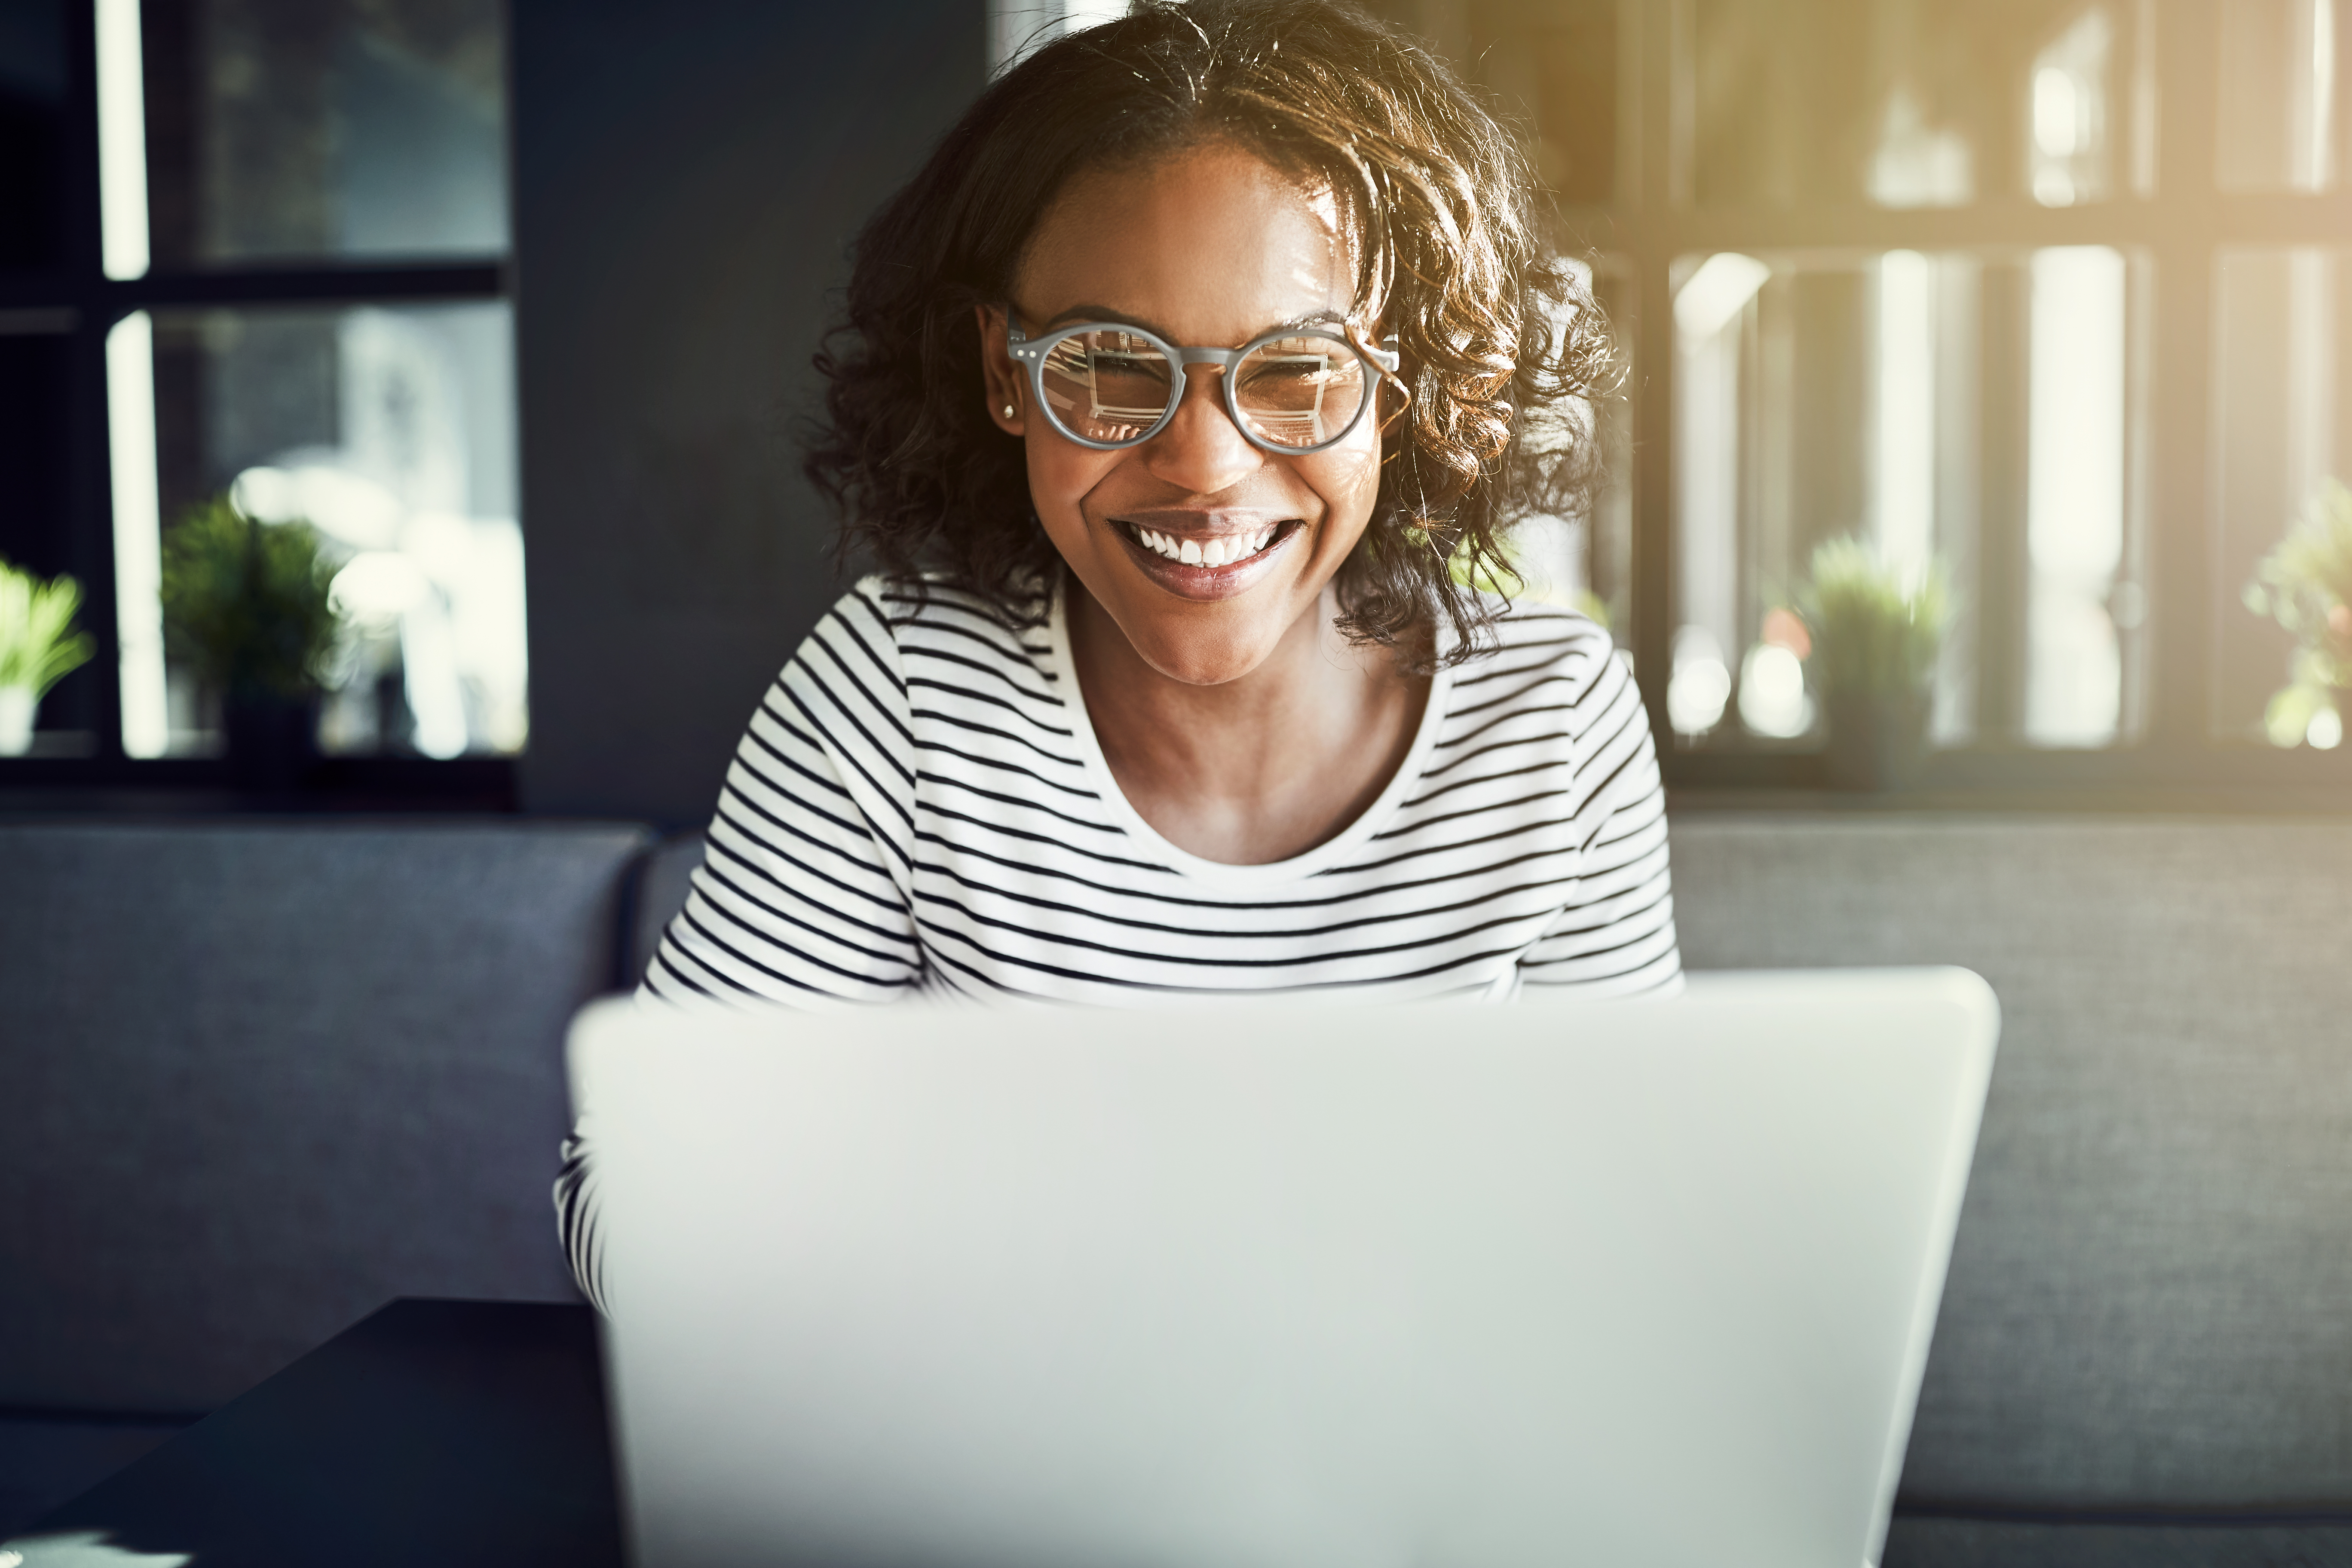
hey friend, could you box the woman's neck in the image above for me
[1067,575,1431,866]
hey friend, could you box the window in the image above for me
[1371,0,2352,798]
[1,0,517,790]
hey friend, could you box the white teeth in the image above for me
[1133,527,1284,566]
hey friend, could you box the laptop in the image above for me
[569,967,1999,1568]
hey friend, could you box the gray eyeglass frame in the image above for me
[1004,315,1402,455]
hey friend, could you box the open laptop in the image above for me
[568,967,1998,1568]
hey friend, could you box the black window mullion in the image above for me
[62,0,121,761]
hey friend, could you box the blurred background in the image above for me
[0,0,2346,818]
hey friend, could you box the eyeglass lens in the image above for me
[1038,331,1370,450]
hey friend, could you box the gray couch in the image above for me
[1673,815,2352,1567]
[6,814,2351,1564]
[0,821,651,1529]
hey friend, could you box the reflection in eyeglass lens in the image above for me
[1233,337,1367,449]
[1041,332,1171,444]
[1036,331,1368,449]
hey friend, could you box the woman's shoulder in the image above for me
[783,574,1055,686]
[838,573,1052,649]
[1452,591,1627,699]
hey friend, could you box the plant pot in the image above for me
[224,690,321,798]
[0,685,34,756]
[1822,688,1930,792]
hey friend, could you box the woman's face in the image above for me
[981,143,1385,686]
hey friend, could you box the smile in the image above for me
[1109,517,1302,602]
[1125,523,1283,567]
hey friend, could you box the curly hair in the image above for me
[804,0,1614,668]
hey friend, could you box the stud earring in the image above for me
[1002,403,1017,420]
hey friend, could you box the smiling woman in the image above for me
[650,0,1673,983]
[560,0,1679,1302]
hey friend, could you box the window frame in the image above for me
[0,0,516,805]
[1562,0,2352,805]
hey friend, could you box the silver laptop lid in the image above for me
[571,967,1998,1568]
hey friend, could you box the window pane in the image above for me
[2213,247,2352,748]
[1498,261,1634,648]
[0,0,70,271]
[2217,0,2341,193]
[2024,246,2130,745]
[1684,1,2153,209]
[2029,9,2123,207]
[1358,0,1617,204]
[1670,251,1978,747]
[1668,247,2139,752]
[1469,0,1617,205]
[0,323,87,751]
[111,301,525,757]
[141,0,507,267]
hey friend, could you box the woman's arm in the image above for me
[557,587,925,1305]
[646,589,925,1004]
[1517,647,1681,997]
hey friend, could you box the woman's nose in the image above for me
[1142,369,1260,494]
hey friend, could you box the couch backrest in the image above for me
[21,812,2349,1510]
[629,831,707,989]
[0,821,652,1413]
[1671,813,2352,1510]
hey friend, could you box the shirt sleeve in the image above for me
[1516,646,1682,996]
[645,585,924,1004]
[555,585,926,1306]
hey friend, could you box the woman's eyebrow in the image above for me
[1044,304,1175,336]
[1040,305,1353,339]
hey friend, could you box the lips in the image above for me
[1108,517,1302,602]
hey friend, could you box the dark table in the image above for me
[21,1301,2343,1568]
[3,1300,622,1568]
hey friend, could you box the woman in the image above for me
[563,0,1677,1290]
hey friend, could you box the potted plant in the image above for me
[2242,477,2352,749]
[1797,536,1953,791]
[160,496,342,793]
[0,557,95,756]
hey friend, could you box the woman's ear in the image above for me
[975,304,1027,437]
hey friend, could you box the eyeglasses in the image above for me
[1003,313,1401,456]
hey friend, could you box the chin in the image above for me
[1125,612,1295,687]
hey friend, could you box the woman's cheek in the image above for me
[1025,439,1108,551]
[1305,436,1384,558]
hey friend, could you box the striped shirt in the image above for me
[557,574,1679,1299]
[647,575,1680,1004]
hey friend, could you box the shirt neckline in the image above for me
[1044,577,1455,888]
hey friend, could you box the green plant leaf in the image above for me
[1794,535,1954,702]
[0,557,95,698]
[2246,477,2352,690]
[160,495,344,699]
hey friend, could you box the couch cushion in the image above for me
[1671,813,2352,1510]
[1883,1513,2352,1567]
[628,831,706,986]
[0,821,652,1413]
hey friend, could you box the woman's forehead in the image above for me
[1015,144,1360,342]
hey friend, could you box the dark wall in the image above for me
[512,0,981,825]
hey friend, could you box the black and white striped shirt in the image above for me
[646,576,1680,1005]
[558,576,1678,1299]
